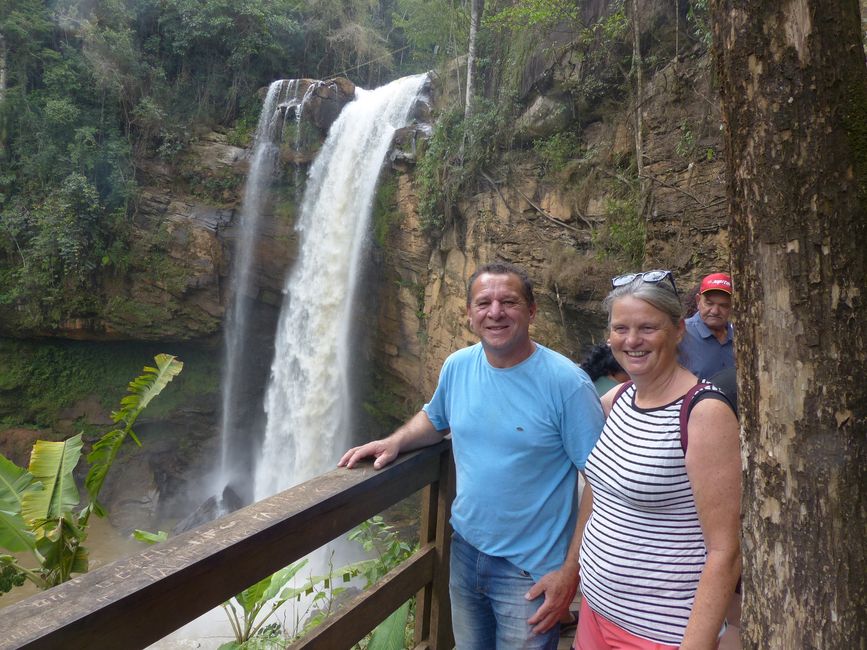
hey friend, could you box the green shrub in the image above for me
[593,194,645,267]
[533,131,581,174]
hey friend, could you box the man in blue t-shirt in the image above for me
[680,272,735,379]
[340,262,604,649]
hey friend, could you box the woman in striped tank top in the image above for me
[575,271,741,650]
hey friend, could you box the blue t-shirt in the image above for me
[423,343,604,580]
[679,312,735,379]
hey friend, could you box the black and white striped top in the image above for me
[579,383,709,645]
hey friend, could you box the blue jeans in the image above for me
[449,532,561,650]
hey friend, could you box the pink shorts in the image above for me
[574,599,680,650]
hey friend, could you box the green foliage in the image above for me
[220,559,311,647]
[0,339,215,429]
[0,170,131,327]
[533,131,581,174]
[218,515,418,648]
[393,0,469,68]
[178,163,244,205]
[133,529,168,544]
[347,516,415,589]
[485,0,579,32]
[84,354,184,519]
[676,119,696,158]
[0,355,183,594]
[363,599,412,650]
[593,1,629,42]
[348,516,417,650]
[508,0,627,123]
[417,98,515,234]
[593,195,645,267]
[686,0,712,48]
[0,0,440,328]
[372,175,400,247]
[0,561,26,593]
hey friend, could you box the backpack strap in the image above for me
[612,380,633,407]
[679,382,713,454]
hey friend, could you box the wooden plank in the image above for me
[430,450,455,649]
[413,479,439,643]
[1,440,451,650]
[289,545,436,649]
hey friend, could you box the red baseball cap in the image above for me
[700,273,733,295]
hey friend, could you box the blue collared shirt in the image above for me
[679,312,735,379]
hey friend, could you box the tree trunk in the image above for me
[630,0,644,179]
[465,0,484,120]
[0,32,6,103]
[0,32,6,159]
[710,1,867,647]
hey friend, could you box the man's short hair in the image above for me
[466,262,535,306]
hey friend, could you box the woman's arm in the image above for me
[682,397,742,649]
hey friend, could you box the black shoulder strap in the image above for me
[679,382,713,454]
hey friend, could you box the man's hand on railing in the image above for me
[338,438,400,470]
[339,410,447,470]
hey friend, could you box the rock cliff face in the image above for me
[368,49,727,413]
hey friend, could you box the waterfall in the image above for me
[216,79,304,502]
[254,73,428,501]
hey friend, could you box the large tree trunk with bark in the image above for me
[710,1,867,647]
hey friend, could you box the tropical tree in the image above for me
[710,0,867,646]
[0,354,183,592]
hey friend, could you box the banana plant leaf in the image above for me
[234,559,309,613]
[0,454,34,514]
[20,434,82,528]
[0,509,35,553]
[86,354,183,515]
[36,514,89,584]
[367,599,411,650]
[261,559,309,604]
[111,354,184,428]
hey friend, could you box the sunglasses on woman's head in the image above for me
[611,270,679,296]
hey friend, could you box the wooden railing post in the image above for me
[414,443,455,650]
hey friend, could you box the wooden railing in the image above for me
[1,440,455,650]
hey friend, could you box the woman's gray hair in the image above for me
[603,277,683,326]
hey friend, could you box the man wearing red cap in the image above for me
[679,272,735,379]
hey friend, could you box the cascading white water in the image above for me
[254,73,428,500]
[216,79,304,499]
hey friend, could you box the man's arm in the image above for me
[525,476,593,633]
[338,410,446,470]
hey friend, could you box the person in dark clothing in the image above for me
[580,343,629,396]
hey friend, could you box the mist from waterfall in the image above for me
[254,73,428,501]
[216,79,304,499]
